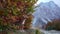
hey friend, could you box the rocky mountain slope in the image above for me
[32,1,60,28]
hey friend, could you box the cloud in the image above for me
[36,0,51,4]
[52,0,60,7]
[36,0,60,7]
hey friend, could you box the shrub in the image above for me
[45,19,60,31]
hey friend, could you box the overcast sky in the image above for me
[36,0,60,7]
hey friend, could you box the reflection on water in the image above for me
[40,29,60,34]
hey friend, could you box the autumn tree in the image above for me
[45,19,60,30]
[0,0,38,31]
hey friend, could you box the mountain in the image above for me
[32,1,60,28]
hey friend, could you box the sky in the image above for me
[35,0,60,7]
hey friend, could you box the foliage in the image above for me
[0,0,38,31]
[35,29,41,34]
[45,19,60,31]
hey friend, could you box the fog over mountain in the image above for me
[32,1,60,28]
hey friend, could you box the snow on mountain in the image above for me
[32,1,60,28]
